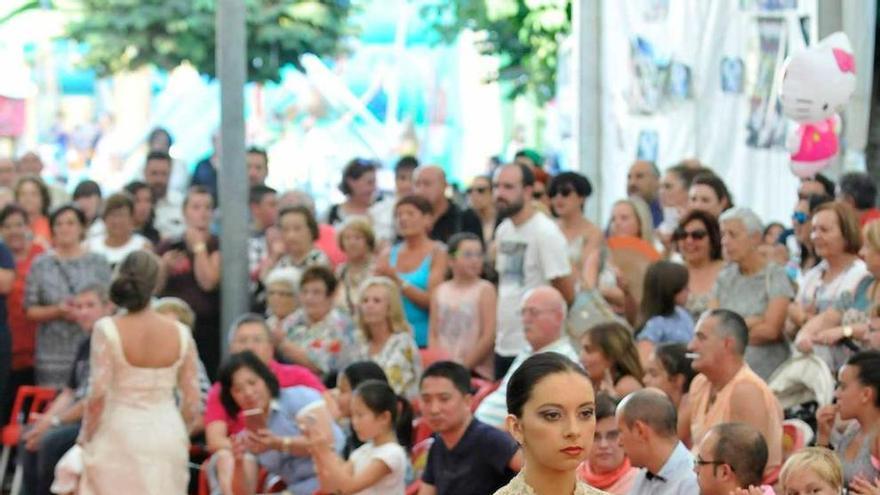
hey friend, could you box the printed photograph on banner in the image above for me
[739,0,798,11]
[637,130,659,163]
[627,36,694,115]
[720,57,745,93]
[745,18,788,149]
[668,62,692,100]
[641,0,669,22]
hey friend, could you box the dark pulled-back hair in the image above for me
[218,351,280,418]
[691,172,734,210]
[340,361,388,390]
[354,380,414,450]
[506,352,589,418]
[110,250,159,312]
[654,343,696,394]
[846,350,880,408]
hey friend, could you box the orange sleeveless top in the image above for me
[689,364,784,472]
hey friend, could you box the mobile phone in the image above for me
[243,409,266,432]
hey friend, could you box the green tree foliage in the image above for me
[62,0,354,82]
[424,0,571,104]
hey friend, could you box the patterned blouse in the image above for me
[282,307,364,379]
[24,252,112,387]
[368,331,422,400]
[493,471,608,495]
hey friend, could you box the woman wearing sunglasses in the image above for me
[673,210,724,320]
[549,172,603,289]
[465,175,497,246]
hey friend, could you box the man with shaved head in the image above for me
[695,422,769,495]
[474,286,580,429]
[617,389,699,493]
[413,165,482,243]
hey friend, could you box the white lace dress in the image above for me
[77,317,202,495]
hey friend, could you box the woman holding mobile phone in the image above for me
[217,351,345,495]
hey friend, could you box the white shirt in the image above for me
[494,212,571,356]
[153,190,185,241]
[88,233,150,267]
[796,258,869,311]
[628,441,699,495]
[348,441,407,495]
[474,337,581,428]
[368,195,397,244]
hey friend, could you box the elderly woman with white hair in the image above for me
[264,267,301,338]
[709,207,794,380]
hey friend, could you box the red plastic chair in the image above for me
[470,380,500,412]
[0,386,57,493]
[418,348,450,370]
[411,417,433,446]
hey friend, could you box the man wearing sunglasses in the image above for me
[694,423,769,495]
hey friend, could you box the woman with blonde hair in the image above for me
[798,219,880,355]
[609,197,654,244]
[334,217,377,315]
[578,322,643,399]
[357,276,421,400]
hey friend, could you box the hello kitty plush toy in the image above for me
[779,32,856,178]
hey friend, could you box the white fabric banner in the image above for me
[594,0,824,225]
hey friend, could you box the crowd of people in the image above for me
[1,133,880,495]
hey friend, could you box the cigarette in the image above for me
[685,353,700,360]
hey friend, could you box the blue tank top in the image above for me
[390,243,431,347]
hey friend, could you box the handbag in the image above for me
[566,288,631,342]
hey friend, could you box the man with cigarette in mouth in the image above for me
[678,309,785,480]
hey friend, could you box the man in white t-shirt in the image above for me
[492,163,573,378]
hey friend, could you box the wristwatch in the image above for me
[282,436,292,453]
[843,326,854,339]
[50,415,61,427]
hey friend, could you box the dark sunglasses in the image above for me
[673,229,708,241]
[792,211,808,225]
[550,186,576,198]
[467,186,490,194]
[533,191,547,199]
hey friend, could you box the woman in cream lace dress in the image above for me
[78,251,202,494]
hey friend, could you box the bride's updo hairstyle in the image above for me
[110,250,160,312]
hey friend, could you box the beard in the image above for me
[496,196,525,218]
